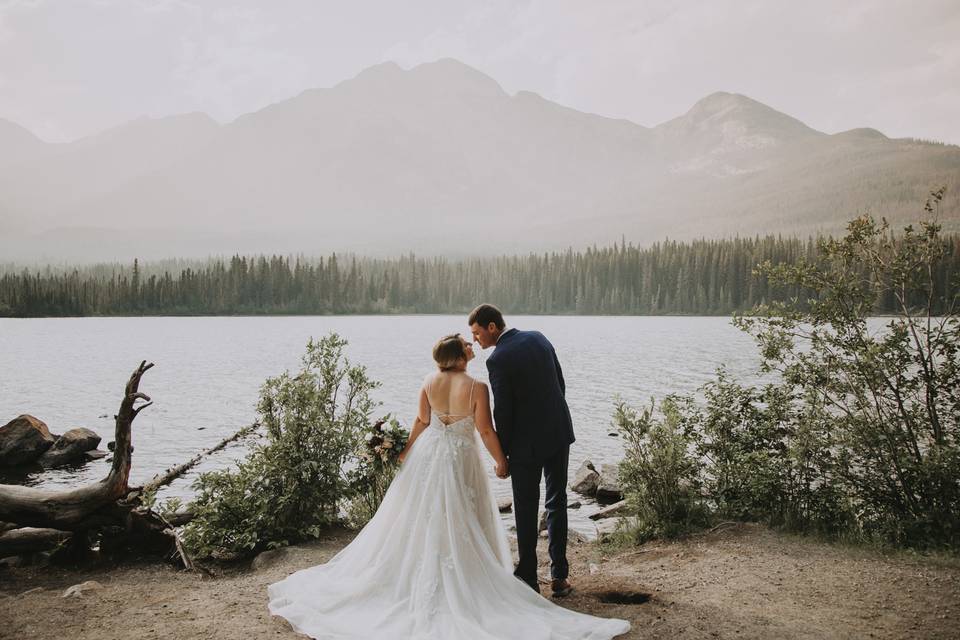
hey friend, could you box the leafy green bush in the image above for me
[739,193,960,547]
[617,190,959,549]
[686,371,784,522]
[614,396,709,542]
[687,373,854,534]
[181,333,381,557]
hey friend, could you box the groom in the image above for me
[469,303,575,597]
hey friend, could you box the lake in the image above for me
[0,315,763,535]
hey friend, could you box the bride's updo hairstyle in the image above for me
[433,334,467,371]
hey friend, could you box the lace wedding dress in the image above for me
[267,411,630,639]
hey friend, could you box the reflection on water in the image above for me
[0,315,762,534]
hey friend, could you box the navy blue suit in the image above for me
[486,328,575,589]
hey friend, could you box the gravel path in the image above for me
[1,523,957,639]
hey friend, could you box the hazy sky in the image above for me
[2,0,958,144]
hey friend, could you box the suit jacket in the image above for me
[486,328,575,462]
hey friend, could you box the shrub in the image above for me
[616,190,959,549]
[181,333,381,557]
[614,396,709,542]
[738,190,960,547]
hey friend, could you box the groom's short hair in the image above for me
[468,304,505,330]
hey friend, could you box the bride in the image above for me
[267,334,630,639]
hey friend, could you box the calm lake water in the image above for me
[0,315,763,535]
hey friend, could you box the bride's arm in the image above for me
[398,385,431,463]
[473,383,509,478]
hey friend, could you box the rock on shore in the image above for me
[596,463,623,501]
[39,428,102,468]
[0,415,55,466]
[569,459,600,496]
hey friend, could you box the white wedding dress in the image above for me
[266,410,630,639]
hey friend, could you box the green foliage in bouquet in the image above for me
[181,333,382,558]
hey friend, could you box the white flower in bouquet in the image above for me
[364,432,375,442]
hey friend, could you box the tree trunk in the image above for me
[0,361,194,567]
[0,361,152,530]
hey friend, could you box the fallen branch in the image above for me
[138,421,260,495]
[155,511,194,570]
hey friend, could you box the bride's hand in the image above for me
[494,457,509,479]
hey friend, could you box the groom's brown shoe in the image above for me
[551,578,573,598]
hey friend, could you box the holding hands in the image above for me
[494,456,509,479]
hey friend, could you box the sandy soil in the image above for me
[1,523,958,639]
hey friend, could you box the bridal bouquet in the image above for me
[346,417,410,527]
[360,417,410,467]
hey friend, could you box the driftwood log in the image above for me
[0,527,71,554]
[0,361,192,567]
[0,361,150,529]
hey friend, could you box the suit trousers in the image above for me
[510,444,570,590]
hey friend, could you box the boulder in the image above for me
[538,510,548,533]
[0,415,55,466]
[596,463,624,501]
[497,498,513,513]
[38,428,102,468]
[589,499,631,520]
[568,530,589,545]
[595,518,623,543]
[569,459,600,496]
[252,547,290,571]
[595,516,639,543]
[84,449,108,461]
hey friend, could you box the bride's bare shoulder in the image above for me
[421,371,439,390]
[466,375,488,391]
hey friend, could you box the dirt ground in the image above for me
[1,523,958,639]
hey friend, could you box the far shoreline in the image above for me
[0,312,911,319]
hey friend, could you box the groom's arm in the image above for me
[486,356,513,456]
[551,347,566,397]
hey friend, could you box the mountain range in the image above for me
[2,58,958,263]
